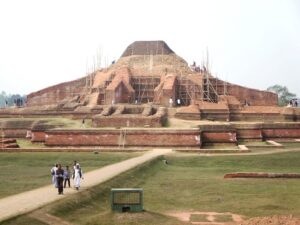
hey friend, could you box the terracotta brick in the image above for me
[45,129,201,147]
[201,131,237,143]
[31,131,46,142]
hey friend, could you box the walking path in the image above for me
[0,149,172,222]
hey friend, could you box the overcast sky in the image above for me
[0,0,299,96]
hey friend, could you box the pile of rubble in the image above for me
[241,215,300,225]
[0,138,19,148]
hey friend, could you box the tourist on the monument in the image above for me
[169,98,173,107]
[177,98,181,106]
[56,164,64,195]
[81,119,85,128]
[64,165,71,188]
[51,164,58,187]
[73,164,83,190]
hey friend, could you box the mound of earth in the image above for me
[241,215,300,225]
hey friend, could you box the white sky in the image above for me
[0,0,299,96]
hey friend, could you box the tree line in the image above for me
[0,91,26,108]
[267,85,298,106]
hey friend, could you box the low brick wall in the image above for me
[31,131,46,142]
[92,106,167,128]
[201,110,230,121]
[236,129,262,141]
[201,132,237,143]
[92,116,164,127]
[262,129,300,139]
[0,138,19,148]
[200,122,300,143]
[45,129,201,147]
[1,129,27,138]
[230,113,286,122]
[224,172,300,179]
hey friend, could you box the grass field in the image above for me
[0,152,139,199]
[3,151,300,225]
[16,139,46,148]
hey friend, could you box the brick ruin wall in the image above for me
[224,172,300,179]
[1,123,299,147]
[212,78,278,106]
[92,116,164,128]
[25,71,277,108]
[1,129,28,138]
[27,123,300,147]
[44,129,201,147]
[26,77,87,107]
[226,83,278,106]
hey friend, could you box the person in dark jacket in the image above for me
[64,165,71,188]
[56,164,64,195]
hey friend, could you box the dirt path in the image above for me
[0,149,172,222]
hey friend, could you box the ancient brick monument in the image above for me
[26,41,278,109]
[1,41,299,149]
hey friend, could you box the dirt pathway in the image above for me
[0,149,172,222]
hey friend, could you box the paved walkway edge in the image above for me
[0,149,172,222]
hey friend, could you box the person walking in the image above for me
[73,160,78,169]
[73,164,83,190]
[63,165,71,188]
[72,161,79,174]
[50,164,58,187]
[56,164,64,195]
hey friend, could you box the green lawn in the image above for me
[3,151,300,225]
[16,139,46,148]
[0,152,139,199]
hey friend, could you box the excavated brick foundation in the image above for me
[1,115,300,148]
[224,172,300,178]
[44,129,201,147]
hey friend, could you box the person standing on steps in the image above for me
[169,97,173,107]
[73,164,83,190]
[81,118,85,128]
[63,165,71,188]
[56,164,64,195]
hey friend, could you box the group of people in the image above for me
[50,160,84,195]
[288,99,299,107]
[169,98,182,107]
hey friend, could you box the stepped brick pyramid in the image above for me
[26,41,278,109]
